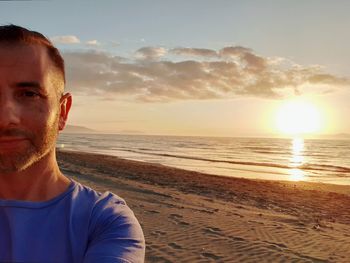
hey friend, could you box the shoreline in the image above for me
[58,134,350,186]
[57,150,350,262]
[57,149,350,194]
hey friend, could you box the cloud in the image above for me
[51,35,80,44]
[63,46,349,102]
[85,40,100,46]
[135,47,167,60]
[170,47,218,58]
[219,46,252,57]
[307,73,349,85]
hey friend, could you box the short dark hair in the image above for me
[0,24,65,83]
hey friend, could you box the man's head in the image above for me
[0,24,71,173]
[0,24,65,88]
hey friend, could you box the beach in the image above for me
[57,150,350,262]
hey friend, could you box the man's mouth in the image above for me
[0,137,28,148]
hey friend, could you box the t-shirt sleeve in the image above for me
[83,193,145,263]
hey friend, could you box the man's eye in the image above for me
[21,91,40,98]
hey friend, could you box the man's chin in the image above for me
[0,150,39,174]
[0,158,34,174]
[0,136,57,174]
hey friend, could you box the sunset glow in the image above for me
[275,100,323,136]
[2,2,349,137]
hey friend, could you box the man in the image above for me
[0,24,145,262]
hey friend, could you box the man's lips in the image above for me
[0,136,27,142]
[0,137,28,148]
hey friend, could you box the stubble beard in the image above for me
[0,116,59,174]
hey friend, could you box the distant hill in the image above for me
[62,125,97,134]
[118,130,145,135]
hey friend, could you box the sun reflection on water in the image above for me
[289,168,304,181]
[289,138,305,181]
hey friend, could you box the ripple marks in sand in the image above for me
[168,242,182,250]
[203,226,222,237]
[150,230,166,237]
[224,220,343,262]
[200,252,223,261]
[168,213,190,226]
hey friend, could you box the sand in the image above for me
[57,150,350,263]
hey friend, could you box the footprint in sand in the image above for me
[203,226,222,236]
[168,242,182,250]
[169,213,183,219]
[201,252,223,260]
[168,213,190,227]
[266,241,287,251]
[248,220,265,225]
[151,230,166,237]
[230,236,245,242]
[148,255,172,263]
[147,210,160,214]
[227,212,244,218]
[199,209,215,214]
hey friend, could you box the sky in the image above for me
[0,0,349,137]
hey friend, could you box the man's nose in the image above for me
[0,94,21,128]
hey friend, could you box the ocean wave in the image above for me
[115,148,350,174]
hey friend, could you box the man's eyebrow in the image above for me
[15,81,44,89]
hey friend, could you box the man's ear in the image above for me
[58,93,72,131]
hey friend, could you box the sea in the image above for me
[57,134,350,185]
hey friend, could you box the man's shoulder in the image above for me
[69,179,140,232]
[71,179,126,206]
[70,180,145,262]
[69,180,132,224]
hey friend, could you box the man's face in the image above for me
[0,43,68,173]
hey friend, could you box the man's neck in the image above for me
[0,150,71,202]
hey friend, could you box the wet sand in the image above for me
[57,150,350,262]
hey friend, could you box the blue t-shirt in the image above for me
[0,178,145,263]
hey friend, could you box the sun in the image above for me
[275,99,323,136]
